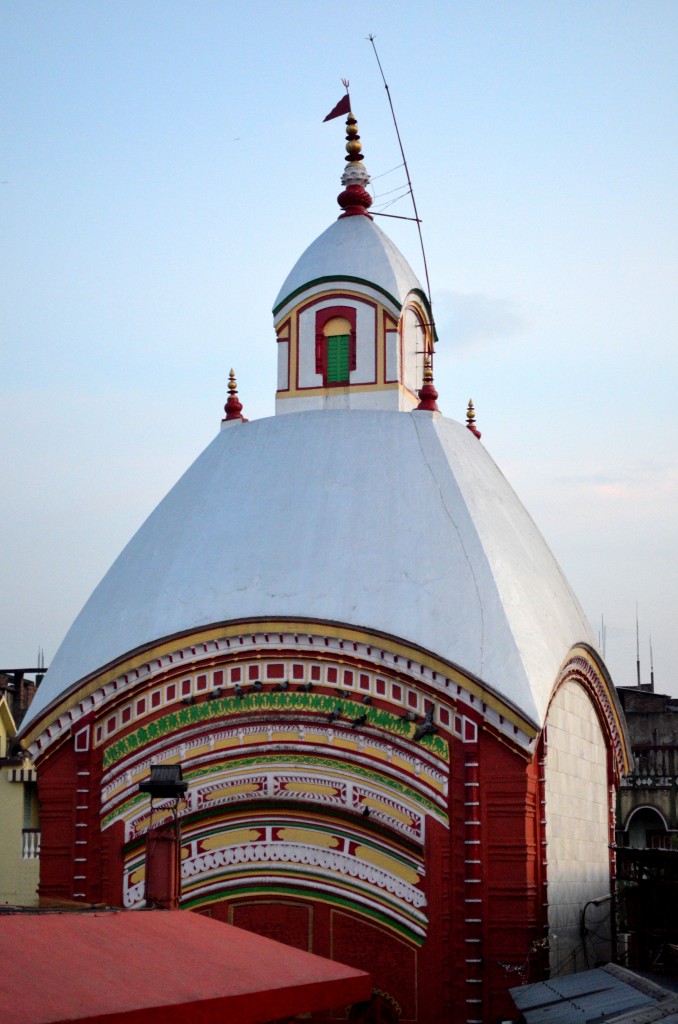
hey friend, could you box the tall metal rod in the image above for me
[636,604,641,688]
[368,34,435,335]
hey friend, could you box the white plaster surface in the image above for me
[385,328,398,383]
[401,306,422,396]
[24,410,595,731]
[273,216,422,314]
[545,680,611,973]
[276,339,289,391]
[275,390,409,415]
[296,305,322,389]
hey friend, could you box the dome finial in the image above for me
[324,84,373,220]
[466,399,481,439]
[221,369,248,426]
[415,353,440,412]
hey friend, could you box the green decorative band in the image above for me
[103,691,449,769]
[273,275,402,317]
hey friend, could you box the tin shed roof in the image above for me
[511,964,678,1023]
[0,908,370,1023]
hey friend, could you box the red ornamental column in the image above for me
[537,736,550,978]
[463,744,484,1024]
[72,729,96,901]
[36,742,78,902]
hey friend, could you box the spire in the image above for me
[415,354,440,413]
[466,400,481,439]
[336,104,373,219]
[221,369,248,426]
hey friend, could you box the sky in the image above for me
[2,1,677,696]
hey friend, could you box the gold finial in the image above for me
[228,368,238,395]
[345,115,364,164]
[466,400,481,439]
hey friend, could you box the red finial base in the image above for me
[416,382,440,412]
[416,354,440,412]
[222,369,248,424]
[338,184,373,219]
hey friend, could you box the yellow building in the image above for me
[0,694,39,906]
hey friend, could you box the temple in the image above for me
[20,102,630,1023]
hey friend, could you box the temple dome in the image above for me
[23,409,594,731]
[273,215,423,316]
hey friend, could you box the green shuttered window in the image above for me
[326,334,350,383]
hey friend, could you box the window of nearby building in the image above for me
[627,806,669,849]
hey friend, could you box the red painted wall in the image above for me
[480,734,545,1019]
[37,739,78,902]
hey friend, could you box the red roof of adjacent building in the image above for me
[1,908,370,1023]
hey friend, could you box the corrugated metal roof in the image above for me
[511,965,678,1024]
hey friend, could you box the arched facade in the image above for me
[25,628,627,1022]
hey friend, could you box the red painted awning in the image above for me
[1,908,371,1023]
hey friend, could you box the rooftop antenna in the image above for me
[367,34,435,333]
[636,604,641,689]
[599,614,606,659]
[649,635,655,693]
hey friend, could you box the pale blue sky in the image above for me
[2,1,677,693]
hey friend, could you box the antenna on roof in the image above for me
[599,614,606,659]
[636,604,641,689]
[649,635,655,693]
[367,34,435,333]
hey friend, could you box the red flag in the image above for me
[323,93,351,122]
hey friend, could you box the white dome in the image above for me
[273,216,423,315]
[24,410,594,731]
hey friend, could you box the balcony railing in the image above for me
[21,828,40,859]
[622,746,678,785]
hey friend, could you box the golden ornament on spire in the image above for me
[326,85,373,220]
[466,400,481,439]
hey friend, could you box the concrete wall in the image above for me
[0,769,39,906]
[616,688,678,844]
